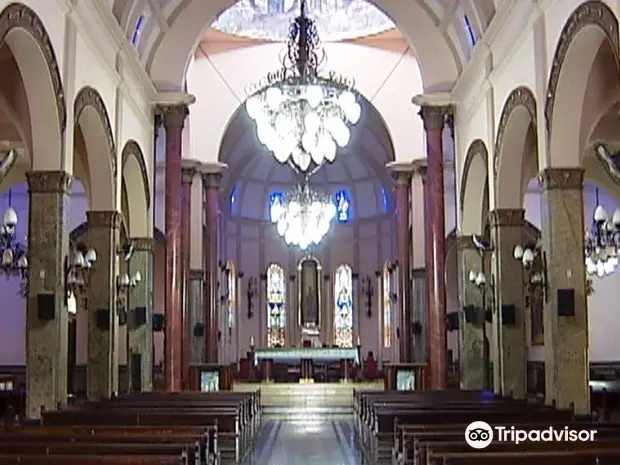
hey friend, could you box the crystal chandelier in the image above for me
[270,182,336,250]
[245,0,362,174]
[584,191,620,277]
[0,191,27,279]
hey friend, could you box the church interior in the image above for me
[3,0,620,463]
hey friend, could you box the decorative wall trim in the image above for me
[487,208,525,228]
[74,86,117,179]
[121,140,151,209]
[459,139,489,213]
[0,3,66,131]
[545,1,619,133]
[493,87,537,181]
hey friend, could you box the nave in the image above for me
[243,418,362,465]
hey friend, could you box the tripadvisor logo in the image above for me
[465,421,597,448]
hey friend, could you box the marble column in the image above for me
[25,171,71,418]
[387,163,414,362]
[540,168,589,413]
[86,210,121,400]
[162,104,188,391]
[202,164,225,362]
[457,235,486,389]
[189,270,205,364]
[181,162,195,388]
[127,237,154,392]
[419,105,449,389]
[488,209,527,398]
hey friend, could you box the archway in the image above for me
[121,140,150,237]
[460,139,489,234]
[74,86,116,212]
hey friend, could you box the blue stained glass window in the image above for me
[463,15,476,47]
[269,192,284,223]
[335,190,351,223]
[334,264,353,347]
[382,187,390,212]
[266,263,286,347]
[230,186,237,213]
[132,16,145,45]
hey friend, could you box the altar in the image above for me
[252,347,360,382]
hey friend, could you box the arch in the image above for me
[121,140,150,237]
[545,1,619,134]
[459,139,489,234]
[493,87,537,208]
[266,262,286,347]
[0,3,66,170]
[333,263,353,347]
[74,86,117,211]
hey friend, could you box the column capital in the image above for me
[181,159,198,185]
[200,162,227,189]
[386,161,414,185]
[487,208,525,228]
[457,234,477,251]
[190,269,205,280]
[412,93,454,132]
[130,237,154,252]
[161,104,189,130]
[86,210,122,229]
[539,167,584,191]
[26,170,72,194]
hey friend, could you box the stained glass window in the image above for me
[383,262,392,348]
[230,186,237,213]
[334,264,353,347]
[266,263,286,347]
[382,187,390,213]
[131,15,145,45]
[463,15,476,47]
[227,261,236,335]
[269,192,284,223]
[335,189,351,223]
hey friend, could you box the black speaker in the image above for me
[557,288,575,316]
[37,293,55,321]
[153,313,165,332]
[446,312,459,331]
[118,307,128,326]
[463,305,476,323]
[501,304,516,325]
[193,322,205,337]
[485,309,492,323]
[96,309,110,330]
[411,321,422,334]
[134,306,147,326]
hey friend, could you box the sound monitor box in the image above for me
[501,304,516,326]
[37,293,55,321]
[193,322,205,337]
[153,313,165,332]
[118,307,128,326]
[485,309,492,323]
[96,309,110,331]
[134,306,147,326]
[463,305,476,324]
[411,321,422,334]
[557,288,575,316]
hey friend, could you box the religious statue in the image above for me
[303,285,318,326]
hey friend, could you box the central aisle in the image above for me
[244,417,363,464]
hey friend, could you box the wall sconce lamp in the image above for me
[513,243,549,303]
[360,275,373,319]
[64,243,97,304]
[467,269,494,390]
[247,276,258,319]
[116,270,141,326]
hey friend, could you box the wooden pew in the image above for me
[427,448,620,465]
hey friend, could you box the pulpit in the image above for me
[189,363,234,391]
[383,362,428,391]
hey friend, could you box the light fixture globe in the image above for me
[271,183,336,250]
[245,0,361,174]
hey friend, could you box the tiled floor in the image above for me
[243,417,364,465]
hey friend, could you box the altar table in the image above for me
[253,347,360,381]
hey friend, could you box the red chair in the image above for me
[238,358,249,380]
[364,357,377,380]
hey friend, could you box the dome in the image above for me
[220,99,394,221]
[211,0,395,42]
